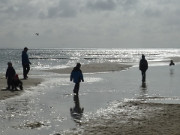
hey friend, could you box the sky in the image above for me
[0,0,180,48]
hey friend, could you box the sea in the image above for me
[0,48,180,135]
[0,48,180,74]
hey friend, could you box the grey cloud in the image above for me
[48,0,78,18]
[0,1,39,20]
[1,0,180,48]
[118,0,139,9]
[86,0,116,11]
[0,0,8,4]
[144,8,161,18]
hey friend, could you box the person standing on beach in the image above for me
[6,62,16,90]
[70,63,84,95]
[22,47,31,79]
[139,54,148,83]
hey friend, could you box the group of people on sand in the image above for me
[5,48,175,94]
[5,46,84,94]
[5,47,31,91]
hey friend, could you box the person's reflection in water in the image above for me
[170,68,174,76]
[139,82,148,101]
[70,95,84,125]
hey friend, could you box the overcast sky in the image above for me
[0,0,180,48]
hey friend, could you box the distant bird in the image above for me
[35,33,39,36]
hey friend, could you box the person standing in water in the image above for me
[139,54,148,83]
[70,63,84,95]
[22,47,31,79]
[169,60,175,75]
[169,60,175,66]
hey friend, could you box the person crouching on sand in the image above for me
[6,62,16,90]
[13,74,23,90]
[70,63,84,95]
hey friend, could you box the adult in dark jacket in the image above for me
[70,63,84,95]
[169,60,175,66]
[22,47,31,79]
[139,54,148,83]
[6,62,16,90]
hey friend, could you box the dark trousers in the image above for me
[73,83,80,95]
[23,64,30,79]
[7,78,14,89]
[141,71,146,82]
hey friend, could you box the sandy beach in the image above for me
[46,62,132,74]
[44,62,179,135]
[0,75,42,100]
[0,63,130,100]
[65,101,180,135]
[0,62,180,135]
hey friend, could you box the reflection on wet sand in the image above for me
[139,82,148,101]
[169,67,174,76]
[70,95,84,125]
[5,98,30,118]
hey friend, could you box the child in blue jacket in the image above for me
[70,63,84,95]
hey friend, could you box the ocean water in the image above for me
[0,48,180,135]
[0,48,180,74]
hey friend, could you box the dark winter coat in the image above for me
[6,67,16,79]
[22,51,30,65]
[139,58,148,72]
[70,67,84,83]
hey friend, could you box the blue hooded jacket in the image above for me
[70,67,84,84]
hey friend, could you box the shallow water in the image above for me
[0,64,180,135]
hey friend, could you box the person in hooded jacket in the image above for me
[6,62,16,90]
[139,54,148,83]
[70,63,84,95]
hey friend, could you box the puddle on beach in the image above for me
[0,73,110,135]
[0,65,180,135]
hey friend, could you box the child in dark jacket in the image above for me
[70,63,84,95]
[6,62,16,90]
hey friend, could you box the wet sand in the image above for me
[0,62,180,135]
[0,75,42,100]
[65,101,180,135]
[0,63,130,100]
[46,62,132,74]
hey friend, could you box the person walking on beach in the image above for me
[70,63,84,95]
[6,62,16,90]
[139,54,148,83]
[22,47,31,79]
